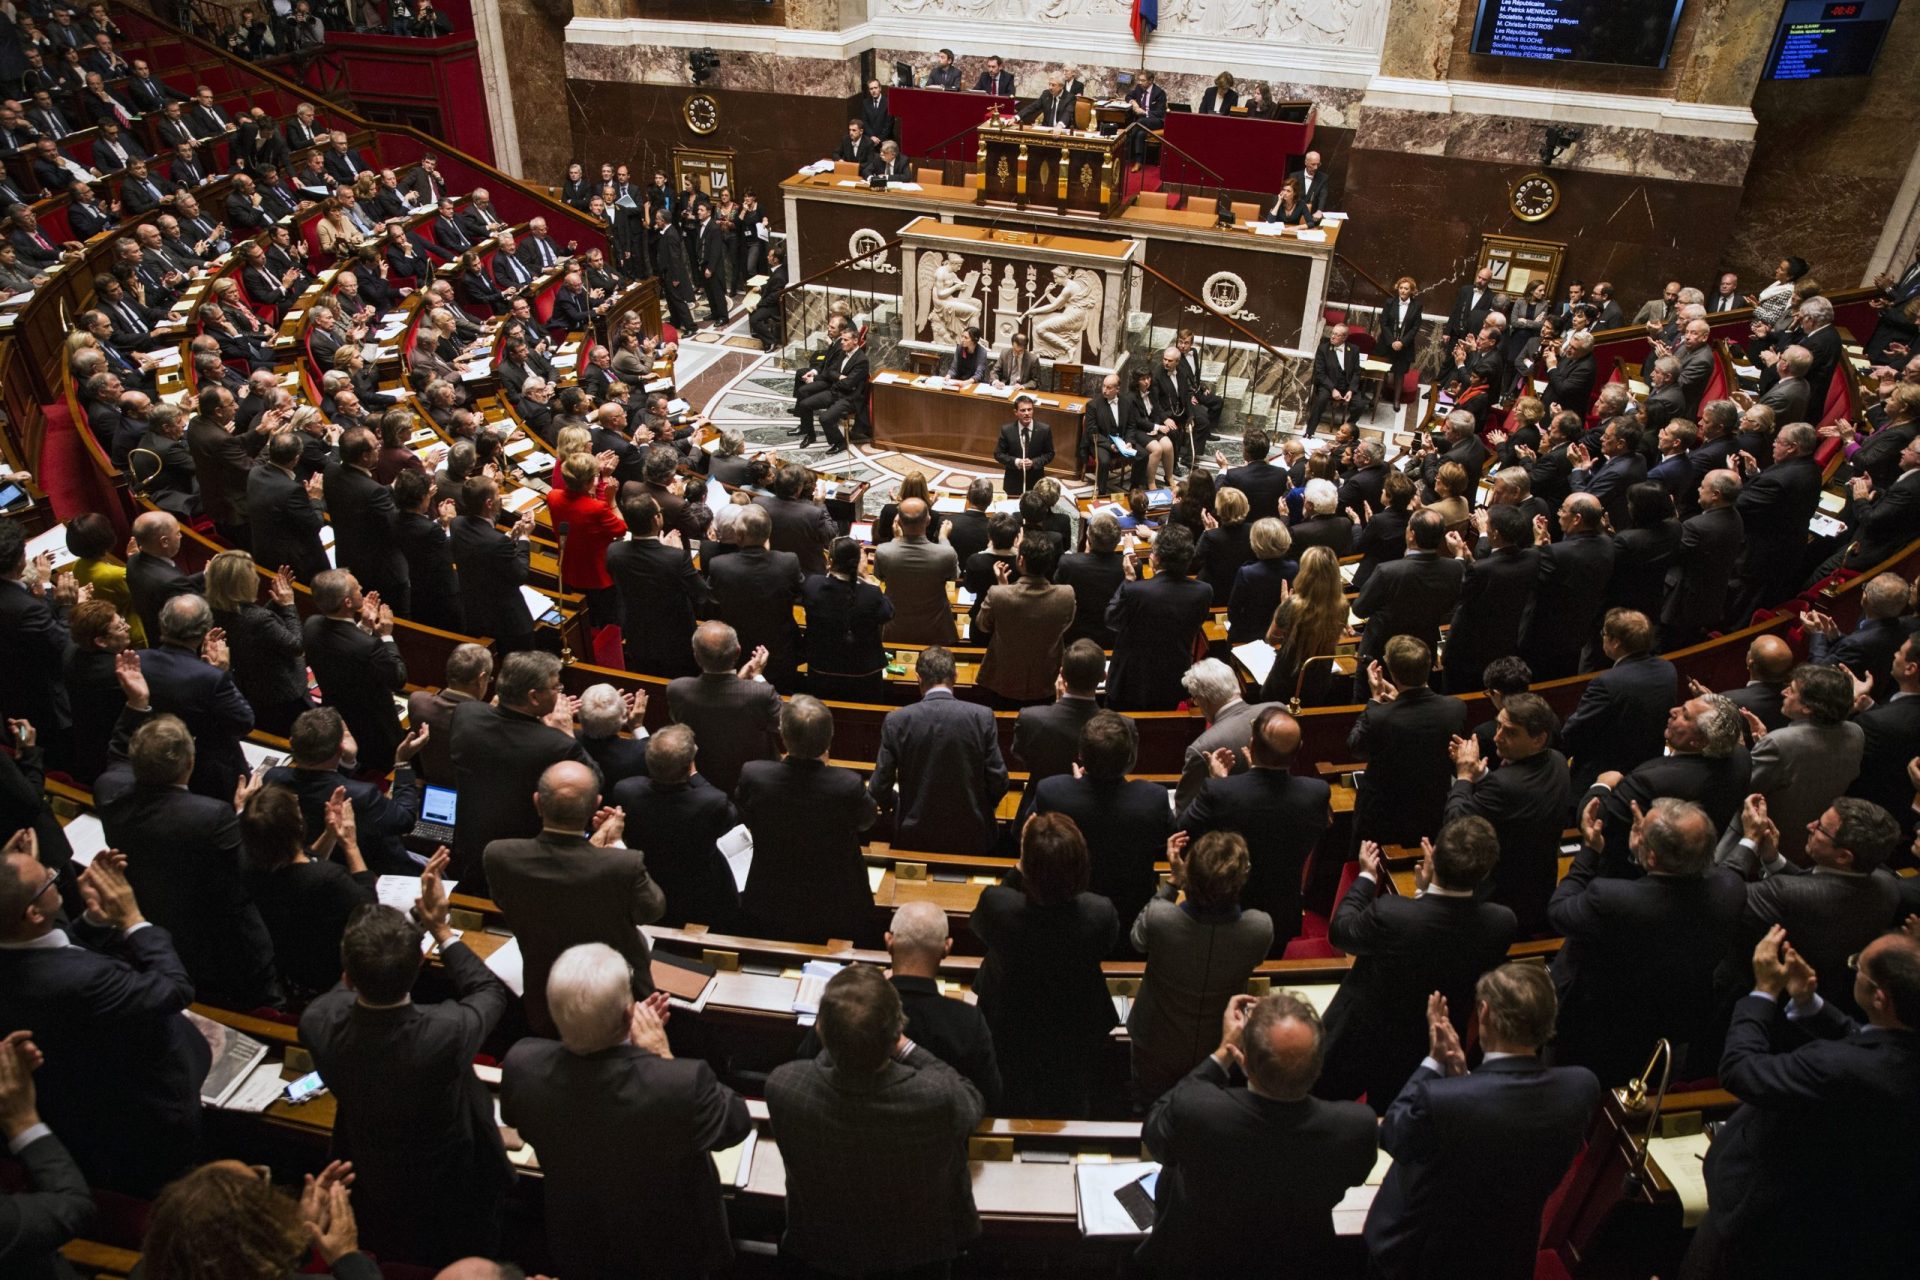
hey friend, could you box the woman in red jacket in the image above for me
[545,451,627,632]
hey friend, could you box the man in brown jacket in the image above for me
[874,498,959,644]
[975,528,1076,706]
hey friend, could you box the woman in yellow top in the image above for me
[64,511,146,646]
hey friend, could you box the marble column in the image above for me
[487,0,574,181]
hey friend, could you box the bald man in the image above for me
[1717,632,1794,735]
[873,498,960,645]
[1140,992,1376,1273]
[481,761,664,1037]
[1178,706,1330,951]
[125,511,204,641]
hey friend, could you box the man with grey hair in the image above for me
[1141,992,1377,1272]
[1757,343,1813,424]
[1662,467,1745,648]
[1583,691,1750,876]
[1406,410,1489,502]
[1544,328,1598,417]
[798,900,1002,1107]
[1550,796,1744,1084]
[666,620,779,796]
[1306,322,1360,436]
[484,760,661,1037]
[502,942,750,1280]
[1780,294,1841,401]
[406,643,493,784]
[1732,420,1823,618]
[304,567,409,776]
[576,681,650,790]
[137,593,252,801]
[126,510,202,642]
[1642,355,1687,435]
[1176,657,1260,811]
[1291,476,1353,556]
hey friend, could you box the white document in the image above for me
[25,523,76,572]
[484,935,526,996]
[1252,222,1289,237]
[1647,1132,1712,1227]
[644,378,673,393]
[499,486,543,514]
[889,181,924,191]
[1232,640,1277,688]
[1295,229,1329,243]
[222,1059,293,1114]
[791,960,845,1026]
[62,813,109,868]
[375,874,459,912]
[520,584,556,622]
[873,372,902,385]
[1075,1161,1160,1238]
[1320,210,1350,223]
[240,740,287,773]
[718,823,754,892]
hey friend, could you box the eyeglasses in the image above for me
[20,870,57,919]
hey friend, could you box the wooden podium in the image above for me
[976,121,1126,217]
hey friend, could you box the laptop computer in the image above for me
[411,784,458,845]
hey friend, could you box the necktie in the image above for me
[538,239,553,267]
[34,232,52,251]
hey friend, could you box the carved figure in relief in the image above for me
[1022,265,1104,362]
[917,251,983,344]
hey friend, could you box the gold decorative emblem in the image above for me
[1078,163,1094,191]
[996,157,1011,182]
[682,93,720,136]
[1038,160,1051,189]
[1509,172,1560,222]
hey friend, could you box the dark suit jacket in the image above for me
[1662,504,1744,633]
[608,775,742,931]
[394,511,461,633]
[246,464,327,582]
[1735,454,1822,578]
[450,516,533,640]
[1443,751,1571,937]
[608,537,712,677]
[302,615,407,772]
[764,1045,981,1275]
[1698,996,1920,1276]
[447,701,599,890]
[0,581,73,747]
[1443,546,1536,680]
[1179,769,1331,947]
[100,782,278,1008]
[1056,550,1126,646]
[1354,550,1464,660]
[484,831,664,1036]
[756,494,837,574]
[1844,467,1920,570]
[1812,616,1906,703]
[503,1037,751,1280]
[300,942,512,1265]
[124,553,201,642]
[1445,284,1498,340]
[736,757,878,945]
[1544,353,1598,416]
[1592,749,1753,876]
[1220,460,1291,522]
[1570,452,1647,530]
[707,546,803,682]
[1349,688,1471,844]
[1321,877,1518,1110]
[186,413,258,526]
[993,418,1054,493]
[1009,695,1099,821]
[871,691,1008,856]
[1366,1057,1603,1278]
[1140,1054,1376,1273]
[1548,845,1745,1084]
[1561,652,1679,788]
[1313,340,1361,392]
[797,974,1001,1110]
[665,672,780,795]
[1848,694,1920,831]
[1106,574,1214,711]
[139,642,253,802]
[1032,773,1173,937]
[1521,532,1616,673]
[0,1127,93,1280]
[263,764,420,876]
[1737,865,1903,1022]
[0,923,210,1195]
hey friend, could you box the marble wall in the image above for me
[492,0,573,181]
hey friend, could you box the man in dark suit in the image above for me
[870,648,1008,856]
[609,493,713,678]
[1847,636,1920,840]
[1124,70,1167,169]
[1009,639,1104,826]
[1082,370,1145,495]
[1568,418,1649,532]
[1348,636,1471,847]
[1106,525,1214,711]
[0,526,77,770]
[1288,151,1331,214]
[1020,71,1078,128]
[323,427,411,615]
[185,385,260,546]
[694,202,729,328]
[0,848,210,1196]
[138,594,253,804]
[0,1027,95,1276]
[944,478,995,571]
[1662,467,1745,647]
[301,865,514,1267]
[1140,991,1377,1274]
[243,435,326,587]
[101,709,278,1009]
[1217,428,1293,521]
[1027,710,1173,937]
[1561,608,1679,796]
[1443,266,1498,352]
[1440,504,1536,693]
[449,477,538,654]
[1406,411,1490,504]
[857,78,895,140]
[1058,513,1127,646]
[303,569,408,776]
[608,725,743,932]
[1585,692,1753,873]
[124,512,203,643]
[833,118,877,168]
[265,707,424,876]
[1444,692,1571,937]
[1839,436,1920,573]
[1521,493,1616,679]
[447,652,599,892]
[1687,928,1920,1278]
[1306,322,1361,436]
[1733,422,1823,619]
[1549,797,1745,1084]
[767,967,983,1277]
[925,48,964,90]
[650,206,698,331]
[1179,707,1332,951]
[756,463,838,575]
[1757,344,1812,424]
[502,939,752,1280]
[665,623,781,796]
[810,329,869,454]
[994,395,1054,496]
[1354,508,1463,698]
[1320,817,1517,1110]
[737,696,879,945]
[973,54,1015,95]
[484,761,664,1037]
[706,506,804,691]
[1365,964,1603,1276]
[1542,329,1599,417]
[1805,571,1909,701]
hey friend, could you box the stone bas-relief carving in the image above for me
[875,0,1386,47]
[1024,266,1106,361]
[917,252,985,344]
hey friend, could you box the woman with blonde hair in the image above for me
[1196,484,1253,588]
[1261,544,1349,705]
[546,449,627,629]
[1226,516,1295,644]
[1377,274,1421,409]
[206,549,311,735]
[1428,460,1473,532]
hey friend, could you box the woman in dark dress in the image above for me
[971,813,1120,1117]
[206,551,311,737]
[800,537,895,703]
[1195,484,1254,591]
[1227,517,1297,645]
[240,783,376,1001]
[1375,274,1423,411]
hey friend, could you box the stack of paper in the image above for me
[791,960,846,1026]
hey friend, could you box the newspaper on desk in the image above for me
[185,1010,271,1109]
[791,961,846,1026]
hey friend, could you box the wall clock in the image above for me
[684,93,721,136]
[1510,171,1560,222]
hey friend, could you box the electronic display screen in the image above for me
[1764,0,1902,79]
[1470,0,1688,68]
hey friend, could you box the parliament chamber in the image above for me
[2,1,1920,1278]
